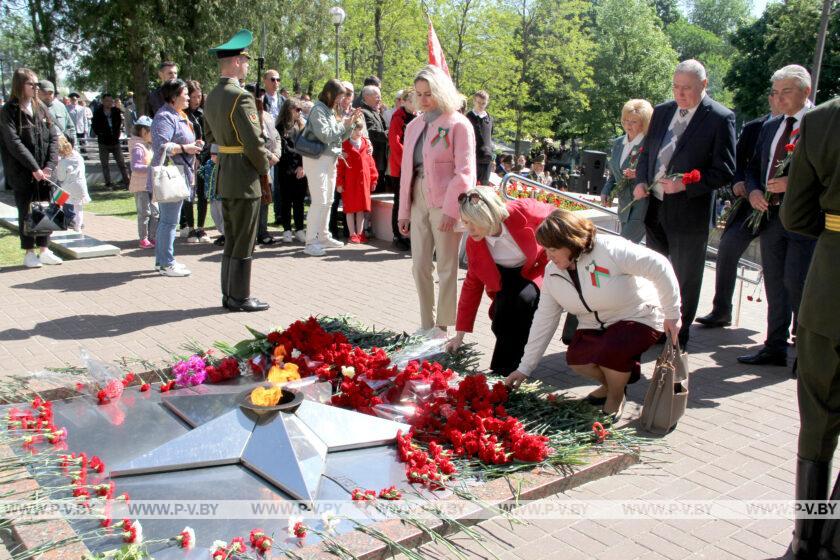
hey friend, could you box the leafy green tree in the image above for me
[726,0,840,119]
[584,0,677,146]
[653,0,681,26]
[666,19,734,106]
[688,0,751,36]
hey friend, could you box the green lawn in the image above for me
[0,228,23,267]
[85,187,216,228]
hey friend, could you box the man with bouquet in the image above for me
[633,59,736,348]
[738,65,814,368]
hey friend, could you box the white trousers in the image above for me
[410,176,462,329]
[302,155,337,245]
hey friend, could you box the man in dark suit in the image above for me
[697,95,777,327]
[145,61,177,117]
[633,59,737,347]
[91,93,130,189]
[359,85,388,192]
[738,65,815,368]
[780,96,840,559]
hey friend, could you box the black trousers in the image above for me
[329,191,346,239]
[179,176,208,231]
[14,186,51,250]
[645,198,708,347]
[490,265,541,375]
[476,161,494,186]
[98,142,129,185]
[277,173,307,232]
[760,208,816,351]
[710,202,758,315]
[386,175,407,241]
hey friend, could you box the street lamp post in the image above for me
[329,6,346,79]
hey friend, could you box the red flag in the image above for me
[427,22,450,77]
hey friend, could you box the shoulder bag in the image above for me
[639,336,689,435]
[151,149,190,203]
[23,180,68,236]
[292,119,325,159]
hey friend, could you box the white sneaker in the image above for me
[320,236,344,248]
[303,243,326,257]
[294,230,307,243]
[282,230,293,243]
[159,264,191,277]
[39,250,63,265]
[24,252,42,268]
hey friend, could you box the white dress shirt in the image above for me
[765,103,811,182]
[652,92,706,199]
[485,223,527,268]
[620,134,644,166]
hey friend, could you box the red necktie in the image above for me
[768,116,795,204]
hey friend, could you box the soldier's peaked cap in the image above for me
[209,29,253,59]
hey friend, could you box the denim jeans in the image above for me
[155,200,183,267]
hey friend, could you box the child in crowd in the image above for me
[54,135,90,232]
[201,145,225,246]
[128,116,157,249]
[336,119,378,244]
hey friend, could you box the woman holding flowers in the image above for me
[600,99,652,244]
[398,65,476,334]
[445,187,553,375]
[505,210,682,421]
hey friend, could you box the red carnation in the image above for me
[681,169,702,185]
[139,383,151,392]
[785,143,796,153]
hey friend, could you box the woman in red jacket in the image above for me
[445,187,553,374]
[386,89,416,250]
[337,121,378,243]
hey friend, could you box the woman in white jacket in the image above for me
[505,209,682,421]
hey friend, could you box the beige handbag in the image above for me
[639,337,689,434]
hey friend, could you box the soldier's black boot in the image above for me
[221,255,231,309]
[226,257,269,312]
[791,456,830,559]
[818,471,840,559]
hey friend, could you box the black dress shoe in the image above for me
[213,236,225,246]
[226,297,270,312]
[393,238,411,251]
[696,311,732,328]
[737,349,788,366]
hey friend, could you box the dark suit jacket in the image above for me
[781,97,840,341]
[636,96,736,233]
[733,114,769,184]
[745,115,787,195]
[359,102,388,174]
[91,106,124,145]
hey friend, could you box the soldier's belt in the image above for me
[826,213,840,232]
[218,146,245,154]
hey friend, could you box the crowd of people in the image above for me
[1,28,840,557]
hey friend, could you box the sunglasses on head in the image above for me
[458,192,483,205]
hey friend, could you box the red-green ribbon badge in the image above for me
[586,261,610,287]
[430,127,450,148]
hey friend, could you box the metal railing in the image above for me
[498,172,763,325]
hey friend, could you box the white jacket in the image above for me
[54,152,90,205]
[518,234,681,375]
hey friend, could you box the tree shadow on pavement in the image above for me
[0,306,222,341]
[10,270,158,292]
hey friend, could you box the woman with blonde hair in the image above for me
[600,99,654,243]
[398,65,476,333]
[505,210,682,422]
[445,187,553,374]
[0,68,61,267]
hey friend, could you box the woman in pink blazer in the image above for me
[445,189,553,374]
[398,65,476,332]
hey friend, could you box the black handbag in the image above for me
[292,122,326,159]
[23,185,68,236]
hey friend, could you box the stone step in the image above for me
[0,201,121,260]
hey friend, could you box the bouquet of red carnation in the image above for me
[621,168,702,213]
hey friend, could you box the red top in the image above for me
[387,107,412,178]
[456,198,553,333]
[337,137,378,213]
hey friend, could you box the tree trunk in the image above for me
[374,0,385,79]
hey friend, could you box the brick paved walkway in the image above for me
[0,208,810,559]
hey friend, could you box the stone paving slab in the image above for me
[0,205,816,559]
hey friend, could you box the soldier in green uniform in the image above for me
[203,30,271,312]
[780,97,840,558]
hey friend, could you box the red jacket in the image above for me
[456,198,553,333]
[387,107,414,177]
[337,137,378,213]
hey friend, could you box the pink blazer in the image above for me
[398,111,476,221]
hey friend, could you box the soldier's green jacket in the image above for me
[203,77,269,199]
[781,97,840,342]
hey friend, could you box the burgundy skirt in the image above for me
[566,320,662,374]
